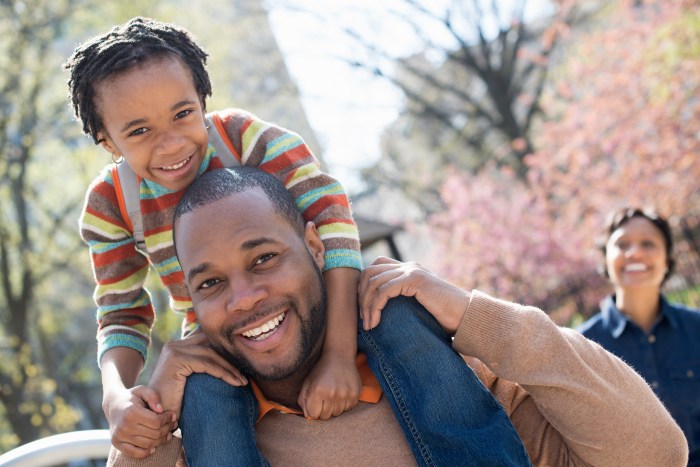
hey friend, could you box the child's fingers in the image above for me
[140,386,164,414]
[361,268,405,330]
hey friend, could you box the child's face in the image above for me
[95,55,209,191]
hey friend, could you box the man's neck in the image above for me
[255,372,308,410]
[253,343,322,410]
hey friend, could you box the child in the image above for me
[65,17,362,461]
[66,17,531,466]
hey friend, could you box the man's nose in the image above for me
[225,275,267,314]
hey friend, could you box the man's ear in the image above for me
[304,221,325,270]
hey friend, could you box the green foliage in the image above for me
[0,0,167,450]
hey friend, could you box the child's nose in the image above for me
[157,128,187,154]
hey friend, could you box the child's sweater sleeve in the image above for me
[217,108,363,271]
[80,167,153,366]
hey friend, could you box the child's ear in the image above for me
[96,132,118,155]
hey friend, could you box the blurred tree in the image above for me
[0,0,91,448]
[346,0,581,214]
[427,0,700,322]
[0,0,164,450]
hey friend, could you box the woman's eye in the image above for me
[175,109,193,120]
[615,241,629,250]
[199,278,221,290]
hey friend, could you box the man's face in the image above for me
[175,187,327,381]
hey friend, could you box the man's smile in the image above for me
[242,312,287,341]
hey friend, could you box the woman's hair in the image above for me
[64,17,212,143]
[598,207,675,284]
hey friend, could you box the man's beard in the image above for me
[212,257,327,382]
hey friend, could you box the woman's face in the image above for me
[605,216,668,293]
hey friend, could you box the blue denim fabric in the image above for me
[579,295,700,466]
[180,374,269,466]
[359,296,531,467]
[180,295,532,466]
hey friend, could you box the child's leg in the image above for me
[179,373,269,466]
[358,296,532,467]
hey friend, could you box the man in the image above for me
[109,167,688,466]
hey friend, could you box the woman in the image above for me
[578,207,700,466]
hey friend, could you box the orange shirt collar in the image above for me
[251,353,383,422]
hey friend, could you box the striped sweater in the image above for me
[80,108,362,364]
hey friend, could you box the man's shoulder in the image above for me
[577,313,607,338]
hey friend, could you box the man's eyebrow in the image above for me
[120,100,198,133]
[187,262,212,283]
[240,237,280,250]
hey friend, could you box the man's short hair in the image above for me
[174,167,306,252]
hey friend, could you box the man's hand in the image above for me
[358,256,472,335]
[148,333,248,419]
[298,351,362,420]
[102,385,176,459]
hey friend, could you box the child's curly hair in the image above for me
[64,17,212,143]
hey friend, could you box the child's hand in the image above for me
[103,385,177,459]
[149,332,248,418]
[298,351,362,420]
[359,256,470,335]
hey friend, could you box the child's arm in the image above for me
[81,172,179,455]
[298,267,362,419]
[101,347,176,458]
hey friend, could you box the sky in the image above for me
[268,0,553,191]
[267,1,418,190]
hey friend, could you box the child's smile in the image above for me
[95,55,209,191]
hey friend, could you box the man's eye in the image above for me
[128,127,148,137]
[199,278,221,290]
[255,253,275,265]
[175,109,193,120]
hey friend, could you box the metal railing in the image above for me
[0,429,111,466]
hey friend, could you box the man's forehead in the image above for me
[175,188,296,263]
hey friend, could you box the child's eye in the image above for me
[198,278,221,290]
[175,109,193,120]
[128,127,148,137]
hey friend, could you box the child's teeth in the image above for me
[162,157,189,170]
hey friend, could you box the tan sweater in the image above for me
[109,290,689,466]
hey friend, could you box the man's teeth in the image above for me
[161,157,190,170]
[625,263,647,272]
[242,312,286,339]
